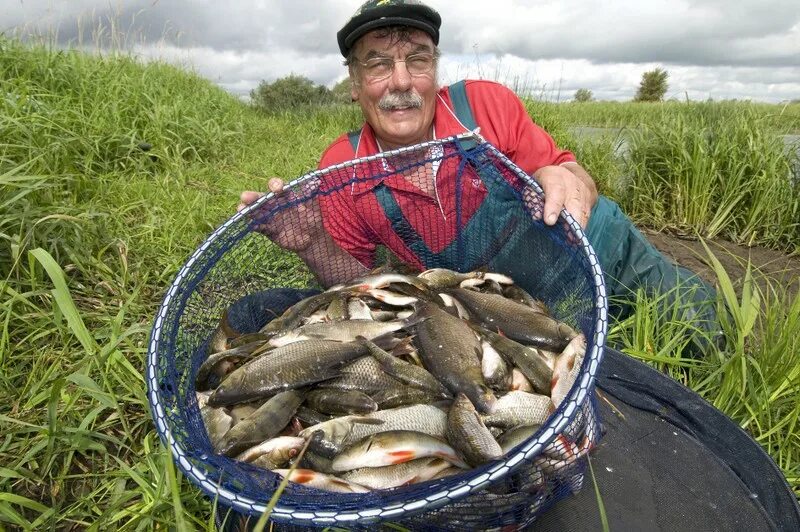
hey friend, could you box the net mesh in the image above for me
[147,133,608,528]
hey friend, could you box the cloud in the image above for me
[4,0,799,102]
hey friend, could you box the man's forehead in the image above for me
[353,28,434,56]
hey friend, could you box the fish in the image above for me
[298,404,448,452]
[497,424,542,454]
[236,436,306,467]
[207,309,238,355]
[483,391,553,430]
[268,318,414,347]
[197,392,233,449]
[446,393,503,467]
[294,405,332,427]
[347,298,374,320]
[196,340,267,389]
[342,272,430,292]
[550,334,587,408]
[341,457,453,490]
[209,339,368,407]
[228,403,260,425]
[359,336,451,397]
[418,268,482,289]
[351,405,450,444]
[481,340,511,391]
[372,386,448,410]
[331,430,468,472]
[274,469,370,493]
[305,389,378,416]
[259,291,343,334]
[510,368,535,393]
[436,293,471,319]
[318,356,402,395]
[501,285,549,315]
[295,451,337,474]
[215,390,304,457]
[411,301,496,414]
[471,324,553,395]
[448,288,577,351]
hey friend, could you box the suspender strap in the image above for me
[347,129,361,152]
[447,81,478,131]
[373,184,439,267]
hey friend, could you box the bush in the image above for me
[250,75,336,112]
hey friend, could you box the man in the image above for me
[237,0,716,326]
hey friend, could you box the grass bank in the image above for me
[1,38,798,528]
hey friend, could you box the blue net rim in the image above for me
[146,132,609,525]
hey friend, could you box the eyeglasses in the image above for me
[356,52,436,82]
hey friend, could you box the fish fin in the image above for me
[390,336,415,357]
[388,450,416,464]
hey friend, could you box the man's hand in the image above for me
[239,178,323,252]
[237,179,369,287]
[534,163,598,229]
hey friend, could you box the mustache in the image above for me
[378,91,423,111]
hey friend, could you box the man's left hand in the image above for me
[534,163,598,229]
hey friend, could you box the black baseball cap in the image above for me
[337,0,441,57]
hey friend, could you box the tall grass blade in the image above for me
[28,248,97,355]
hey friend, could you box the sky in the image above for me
[4,0,800,103]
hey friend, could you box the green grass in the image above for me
[536,99,800,134]
[1,36,799,528]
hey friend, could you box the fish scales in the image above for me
[341,457,453,490]
[412,301,496,413]
[448,288,576,351]
[209,339,367,406]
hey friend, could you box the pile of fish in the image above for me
[196,268,594,494]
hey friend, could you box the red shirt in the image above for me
[317,80,575,269]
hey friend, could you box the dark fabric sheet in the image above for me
[536,347,800,531]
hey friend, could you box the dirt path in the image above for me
[644,230,800,296]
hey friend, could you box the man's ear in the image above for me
[349,70,360,102]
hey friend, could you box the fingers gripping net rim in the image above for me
[146,131,608,528]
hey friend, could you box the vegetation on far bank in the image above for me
[1,38,798,529]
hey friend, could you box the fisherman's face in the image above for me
[350,29,438,150]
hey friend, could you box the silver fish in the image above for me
[236,436,305,466]
[341,457,453,490]
[274,469,369,493]
[197,392,233,449]
[268,318,411,347]
[332,430,468,472]
[471,324,553,395]
[497,424,542,454]
[551,334,587,408]
[481,340,511,391]
[319,356,402,395]
[483,391,553,430]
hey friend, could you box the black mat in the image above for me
[536,347,800,531]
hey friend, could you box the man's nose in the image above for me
[388,60,413,91]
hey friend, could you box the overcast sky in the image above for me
[5,0,800,102]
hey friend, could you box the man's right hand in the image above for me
[236,178,370,287]
[238,178,322,253]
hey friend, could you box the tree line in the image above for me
[250,68,669,112]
